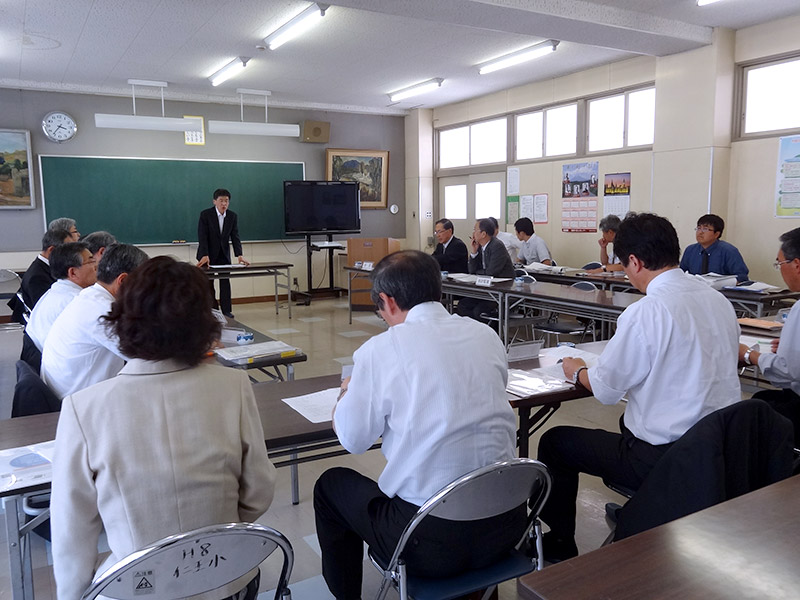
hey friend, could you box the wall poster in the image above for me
[776,135,800,218]
[603,172,631,218]
[561,162,598,232]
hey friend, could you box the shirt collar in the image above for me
[55,279,83,292]
[89,281,116,302]
[119,358,195,376]
[645,268,686,294]
[37,254,49,266]
[700,239,720,252]
[403,301,449,324]
[216,208,226,219]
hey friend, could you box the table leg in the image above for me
[3,495,31,600]
[517,408,531,458]
[286,267,292,319]
[274,272,279,315]
[287,365,294,381]
[290,454,300,505]
[348,272,354,324]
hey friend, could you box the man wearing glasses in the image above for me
[679,214,749,282]
[738,227,800,444]
[431,218,468,273]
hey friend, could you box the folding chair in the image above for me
[81,523,293,600]
[369,458,551,600]
[535,281,599,345]
[582,262,602,270]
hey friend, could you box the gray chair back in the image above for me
[387,459,550,569]
[81,523,293,600]
[582,262,602,270]
[571,281,598,292]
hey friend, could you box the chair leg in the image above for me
[534,521,544,571]
[374,576,391,600]
[398,561,408,600]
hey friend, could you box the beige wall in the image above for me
[422,15,800,283]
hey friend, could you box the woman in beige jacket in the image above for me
[51,256,276,600]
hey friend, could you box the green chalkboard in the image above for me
[39,156,305,244]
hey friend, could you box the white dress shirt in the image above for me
[495,230,522,263]
[588,268,741,445]
[51,359,276,600]
[518,233,552,265]
[334,301,517,506]
[608,247,621,265]
[217,208,225,232]
[41,283,127,399]
[26,279,82,351]
[758,300,800,395]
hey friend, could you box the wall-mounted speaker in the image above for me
[300,120,330,143]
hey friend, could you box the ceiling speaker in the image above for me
[300,120,330,143]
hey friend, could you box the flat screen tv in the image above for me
[283,180,361,235]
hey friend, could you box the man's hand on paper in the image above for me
[561,357,586,382]
[238,255,251,266]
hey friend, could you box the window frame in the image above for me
[734,51,800,141]
[585,86,656,155]
[437,117,509,173]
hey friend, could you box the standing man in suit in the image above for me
[456,218,515,321]
[431,218,468,273]
[196,188,249,318]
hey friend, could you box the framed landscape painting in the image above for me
[326,148,389,209]
[0,129,34,209]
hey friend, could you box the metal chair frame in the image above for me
[535,281,599,345]
[81,523,293,600]
[370,458,551,600]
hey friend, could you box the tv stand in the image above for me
[293,233,346,305]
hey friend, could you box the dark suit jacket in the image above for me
[196,207,243,264]
[8,256,55,324]
[432,236,468,273]
[468,237,515,278]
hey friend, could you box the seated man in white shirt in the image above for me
[514,217,552,266]
[41,244,148,399]
[586,214,624,273]
[488,216,522,263]
[538,213,741,561]
[26,242,97,352]
[314,250,526,600]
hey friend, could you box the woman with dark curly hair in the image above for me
[51,256,276,600]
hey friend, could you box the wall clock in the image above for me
[42,111,78,143]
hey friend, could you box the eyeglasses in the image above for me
[433,229,447,235]
[694,227,714,233]
[774,259,792,270]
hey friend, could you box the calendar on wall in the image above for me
[184,116,205,146]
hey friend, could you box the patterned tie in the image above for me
[700,249,709,274]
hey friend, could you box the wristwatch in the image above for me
[573,366,588,386]
[602,265,607,272]
[743,348,754,366]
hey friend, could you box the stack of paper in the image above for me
[723,281,781,293]
[523,262,566,274]
[215,340,298,364]
[0,440,54,492]
[507,366,572,397]
[282,388,340,423]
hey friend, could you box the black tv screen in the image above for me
[283,180,361,235]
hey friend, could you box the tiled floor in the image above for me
[0,298,640,600]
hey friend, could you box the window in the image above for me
[587,87,655,152]
[474,181,501,219]
[443,184,467,219]
[742,57,800,135]
[439,118,507,168]
[516,103,577,160]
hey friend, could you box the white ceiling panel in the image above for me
[0,0,795,115]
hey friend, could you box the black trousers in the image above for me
[537,418,673,540]
[753,388,800,447]
[207,278,232,313]
[455,297,496,322]
[313,467,527,600]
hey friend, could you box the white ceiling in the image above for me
[0,0,797,116]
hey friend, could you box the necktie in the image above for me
[481,246,486,271]
[700,249,709,274]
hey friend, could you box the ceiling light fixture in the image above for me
[207,89,300,137]
[388,78,444,103]
[478,40,559,75]
[208,57,250,87]
[696,0,724,5]
[264,3,329,51]
[94,79,202,132]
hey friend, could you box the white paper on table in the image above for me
[723,281,780,293]
[539,347,600,367]
[0,440,55,492]
[447,273,479,283]
[210,264,246,269]
[282,388,340,423]
[507,366,572,398]
[740,335,773,355]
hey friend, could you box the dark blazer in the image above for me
[614,399,794,541]
[8,256,55,324]
[196,207,243,264]
[432,236,468,273]
[468,237,515,278]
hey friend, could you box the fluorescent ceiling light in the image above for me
[478,40,559,75]
[95,114,202,132]
[208,57,249,87]
[388,78,444,103]
[697,0,724,5]
[208,89,300,137]
[94,80,201,132]
[264,3,329,50]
